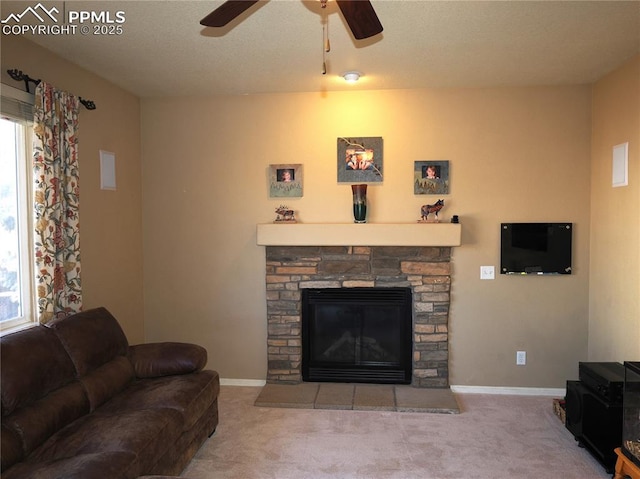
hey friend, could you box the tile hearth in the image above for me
[254,383,460,414]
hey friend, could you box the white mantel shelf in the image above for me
[256,223,462,247]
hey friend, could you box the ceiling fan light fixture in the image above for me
[343,71,361,83]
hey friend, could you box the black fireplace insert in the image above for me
[301,287,412,384]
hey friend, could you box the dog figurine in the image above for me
[420,199,444,222]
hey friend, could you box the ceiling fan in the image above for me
[200,0,383,40]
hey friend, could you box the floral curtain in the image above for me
[33,82,82,324]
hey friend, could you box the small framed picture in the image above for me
[269,164,303,198]
[414,160,450,194]
[337,137,383,183]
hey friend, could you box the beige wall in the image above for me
[142,85,592,387]
[9,36,635,388]
[589,55,640,361]
[1,36,145,343]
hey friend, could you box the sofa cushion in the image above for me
[80,356,135,411]
[147,399,219,476]
[1,424,23,471]
[98,370,220,430]
[137,476,191,478]
[129,342,207,379]
[1,326,78,415]
[28,408,183,478]
[3,382,89,459]
[1,451,138,479]
[47,307,129,377]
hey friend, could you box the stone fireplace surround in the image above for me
[257,223,462,388]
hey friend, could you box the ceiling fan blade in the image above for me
[336,0,383,40]
[200,0,260,27]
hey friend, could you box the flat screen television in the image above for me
[501,223,572,275]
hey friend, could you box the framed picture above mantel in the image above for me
[414,160,450,195]
[337,137,383,183]
[269,164,303,198]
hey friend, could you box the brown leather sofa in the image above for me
[1,307,220,479]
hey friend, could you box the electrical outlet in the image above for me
[516,351,526,365]
[480,266,495,280]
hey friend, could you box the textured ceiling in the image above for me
[3,0,639,97]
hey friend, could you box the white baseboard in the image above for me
[451,385,565,397]
[219,379,565,396]
[220,378,266,387]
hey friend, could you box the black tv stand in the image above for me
[565,362,624,473]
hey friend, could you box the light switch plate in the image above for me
[516,351,527,365]
[480,266,495,280]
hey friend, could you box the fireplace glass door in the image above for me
[302,287,412,384]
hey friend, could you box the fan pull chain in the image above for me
[325,13,330,53]
[322,22,327,75]
[321,0,329,75]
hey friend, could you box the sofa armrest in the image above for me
[128,342,207,379]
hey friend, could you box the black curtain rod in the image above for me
[6,69,96,110]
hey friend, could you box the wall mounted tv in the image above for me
[501,223,572,275]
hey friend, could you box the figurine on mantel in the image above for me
[418,199,445,223]
[274,205,296,223]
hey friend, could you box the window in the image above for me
[0,92,35,333]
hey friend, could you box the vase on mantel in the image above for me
[351,184,367,223]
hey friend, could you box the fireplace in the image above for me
[263,244,454,388]
[302,287,412,384]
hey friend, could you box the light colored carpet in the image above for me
[182,386,609,479]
